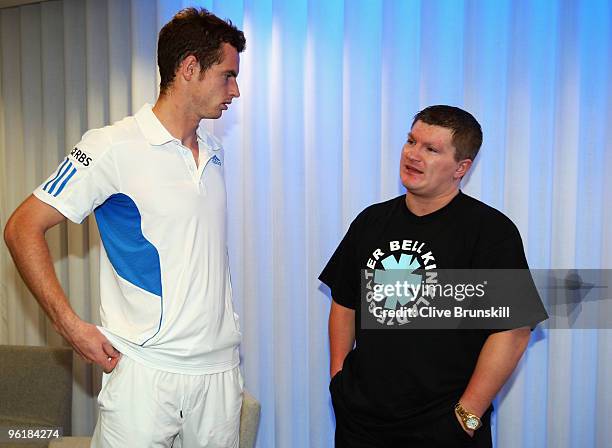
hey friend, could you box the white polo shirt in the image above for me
[34,104,241,374]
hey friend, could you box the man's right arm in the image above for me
[4,195,120,372]
[328,299,355,378]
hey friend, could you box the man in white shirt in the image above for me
[4,8,246,448]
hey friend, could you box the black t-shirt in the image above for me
[319,191,548,424]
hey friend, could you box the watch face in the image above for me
[466,417,479,430]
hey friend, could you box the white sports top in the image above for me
[34,104,240,374]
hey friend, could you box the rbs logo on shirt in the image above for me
[70,147,92,166]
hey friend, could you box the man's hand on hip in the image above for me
[60,315,121,373]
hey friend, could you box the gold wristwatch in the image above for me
[455,403,482,431]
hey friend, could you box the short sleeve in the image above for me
[33,128,119,224]
[472,220,529,269]
[472,218,548,330]
[319,214,364,310]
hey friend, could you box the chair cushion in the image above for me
[0,345,72,435]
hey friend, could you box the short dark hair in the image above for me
[157,8,246,94]
[412,105,483,161]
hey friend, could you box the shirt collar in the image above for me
[197,124,223,152]
[134,103,221,151]
[135,103,175,146]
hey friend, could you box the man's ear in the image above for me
[178,55,199,82]
[454,159,473,180]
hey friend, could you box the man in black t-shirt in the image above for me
[319,105,547,447]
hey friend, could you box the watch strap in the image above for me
[455,403,482,431]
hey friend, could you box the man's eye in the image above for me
[407,139,415,145]
[427,147,438,153]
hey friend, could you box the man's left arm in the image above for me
[456,326,531,435]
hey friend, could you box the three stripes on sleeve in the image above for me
[42,157,77,197]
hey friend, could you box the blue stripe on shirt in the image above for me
[47,161,74,195]
[43,158,69,192]
[53,167,77,197]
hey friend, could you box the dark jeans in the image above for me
[330,372,493,448]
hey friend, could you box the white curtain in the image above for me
[0,0,610,446]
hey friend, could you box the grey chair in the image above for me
[0,344,73,448]
[238,389,261,448]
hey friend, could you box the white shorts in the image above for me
[91,356,243,448]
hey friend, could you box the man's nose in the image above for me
[403,143,420,160]
[231,79,240,98]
